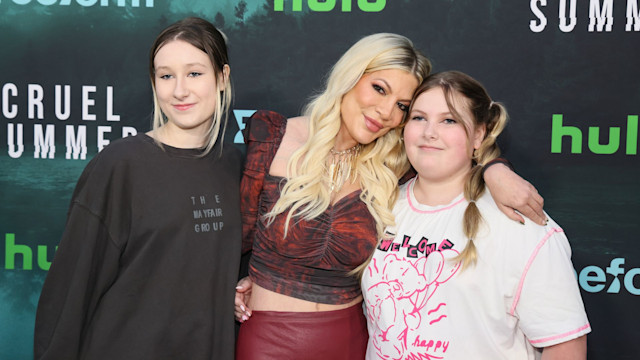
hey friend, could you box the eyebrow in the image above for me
[154,62,208,71]
[410,108,454,117]
[373,77,412,102]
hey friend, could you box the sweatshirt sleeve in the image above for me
[34,154,127,360]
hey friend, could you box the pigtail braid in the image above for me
[456,101,508,270]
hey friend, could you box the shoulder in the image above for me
[284,116,309,141]
[244,110,311,144]
[69,135,151,206]
[221,141,242,159]
[77,134,153,184]
[476,191,542,233]
[93,133,153,163]
[278,115,310,154]
[219,142,244,174]
[476,191,569,258]
[244,110,288,143]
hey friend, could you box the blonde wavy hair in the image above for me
[266,33,431,242]
[149,17,232,155]
[412,71,509,270]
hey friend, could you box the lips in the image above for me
[173,103,194,111]
[364,116,383,133]
[418,144,442,151]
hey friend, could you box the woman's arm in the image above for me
[483,163,546,225]
[240,111,289,253]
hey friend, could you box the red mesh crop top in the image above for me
[240,110,378,305]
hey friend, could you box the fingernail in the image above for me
[519,221,525,225]
[242,315,248,321]
[235,286,242,290]
[240,305,245,312]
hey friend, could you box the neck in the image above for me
[412,170,469,206]
[333,124,359,151]
[150,124,208,149]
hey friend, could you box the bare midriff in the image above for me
[249,283,362,312]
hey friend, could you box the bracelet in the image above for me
[481,157,515,176]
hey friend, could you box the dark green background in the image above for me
[1,0,638,358]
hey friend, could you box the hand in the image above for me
[234,277,253,323]
[484,163,546,225]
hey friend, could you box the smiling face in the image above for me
[153,40,228,147]
[337,69,419,150]
[404,87,485,185]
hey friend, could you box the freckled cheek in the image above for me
[405,135,421,150]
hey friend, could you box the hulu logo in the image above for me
[4,233,54,271]
[551,114,638,154]
[274,0,385,12]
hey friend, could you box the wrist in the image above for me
[481,157,514,178]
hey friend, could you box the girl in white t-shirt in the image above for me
[361,71,590,360]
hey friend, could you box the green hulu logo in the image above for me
[551,114,638,154]
[4,234,54,271]
[274,0,385,12]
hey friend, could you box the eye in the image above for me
[188,72,203,77]
[158,74,173,80]
[397,103,409,112]
[410,114,424,121]
[373,84,386,95]
[443,118,457,124]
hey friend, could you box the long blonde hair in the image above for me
[412,71,508,270]
[267,33,431,241]
[149,17,232,155]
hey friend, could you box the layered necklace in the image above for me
[327,143,361,193]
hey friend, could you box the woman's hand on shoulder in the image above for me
[484,163,546,225]
[235,277,253,323]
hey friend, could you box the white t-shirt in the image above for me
[362,177,591,360]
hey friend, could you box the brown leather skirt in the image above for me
[236,302,368,360]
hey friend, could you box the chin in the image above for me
[364,131,392,145]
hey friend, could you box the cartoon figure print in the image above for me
[365,239,460,360]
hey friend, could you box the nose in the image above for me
[376,97,397,122]
[173,77,189,99]
[422,120,437,139]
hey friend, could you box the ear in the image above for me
[218,64,230,88]
[473,123,486,150]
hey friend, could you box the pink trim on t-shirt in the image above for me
[406,177,466,214]
[529,323,591,345]
[509,227,564,316]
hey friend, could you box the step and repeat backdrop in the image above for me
[1,0,638,358]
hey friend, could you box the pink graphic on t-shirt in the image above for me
[366,240,460,360]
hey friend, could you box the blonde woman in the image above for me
[362,71,590,360]
[235,35,545,359]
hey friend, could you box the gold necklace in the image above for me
[327,144,361,192]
